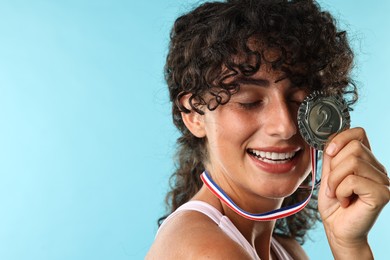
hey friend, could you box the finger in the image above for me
[327,156,390,198]
[325,127,371,157]
[335,175,390,209]
[320,150,333,187]
[329,139,387,175]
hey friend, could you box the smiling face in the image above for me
[182,66,312,211]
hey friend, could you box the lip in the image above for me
[247,146,302,174]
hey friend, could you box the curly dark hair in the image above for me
[160,0,357,244]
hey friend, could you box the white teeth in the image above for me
[271,153,279,160]
[249,149,296,161]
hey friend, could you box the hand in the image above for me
[318,127,389,259]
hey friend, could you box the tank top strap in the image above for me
[157,200,261,259]
[175,200,224,224]
[157,200,293,260]
[271,238,294,260]
[156,200,223,237]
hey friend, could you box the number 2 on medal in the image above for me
[316,104,333,135]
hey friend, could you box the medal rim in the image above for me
[298,91,350,150]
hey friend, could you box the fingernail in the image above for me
[326,143,337,156]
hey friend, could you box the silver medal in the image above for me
[297,91,350,150]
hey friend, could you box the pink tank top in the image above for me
[157,200,293,260]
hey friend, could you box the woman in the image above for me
[147,0,389,259]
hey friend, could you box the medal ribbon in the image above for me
[200,147,318,221]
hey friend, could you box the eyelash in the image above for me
[238,101,262,109]
[238,98,302,110]
[289,98,303,106]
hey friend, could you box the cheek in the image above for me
[302,145,314,176]
[214,114,256,143]
[203,105,261,156]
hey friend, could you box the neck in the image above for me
[193,185,279,259]
[222,200,277,260]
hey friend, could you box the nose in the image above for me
[263,98,297,140]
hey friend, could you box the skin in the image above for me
[319,129,389,259]
[146,67,389,259]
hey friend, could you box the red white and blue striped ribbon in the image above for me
[200,147,318,221]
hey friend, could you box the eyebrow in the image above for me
[234,75,289,87]
[235,77,270,87]
[230,75,308,96]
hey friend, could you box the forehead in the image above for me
[215,37,310,95]
[220,38,299,81]
[247,36,286,62]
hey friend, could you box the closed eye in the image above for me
[289,99,303,106]
[238,100,262,109]
[288,89,307,106]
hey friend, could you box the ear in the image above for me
[180,94,206,138]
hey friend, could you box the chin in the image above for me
[263,180,303,199]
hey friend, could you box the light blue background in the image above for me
[0,0,388,259]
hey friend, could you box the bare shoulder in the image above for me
[274,235,309,260]
[146,210,252,260]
